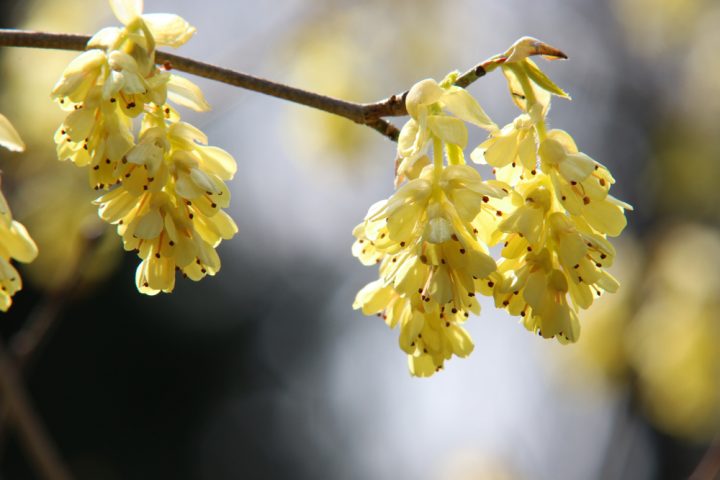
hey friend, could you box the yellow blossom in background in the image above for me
[561,226,720,441]
[628,225,720,440]
[281,0,449,176]
[610,0,711,58]
[0,114,38,310]
[284,30,375,167]
[51,0,238,294]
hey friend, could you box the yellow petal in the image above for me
[196,146,236,180]
[427,266,453,305]
[110,0,144,25]
[51,49,106,101]
[149,254,176,292]
[167,75,210,112]
[447,324,474,357]
[353,279,392,314]
[523,270,547,310]
[0,114,25,152]
[524,58,571,99]
[596,271,620,293]
[134,209,163,239]
[142,13,196,48]
[517,132,537,170]
[426,115,467,148]
[6,221,38,263]
[405,79,444,118]
[441,87,495,130]
[559,152,596,182]
[482,129,518,168]
[88,27,122,49]
[546,129,578,153]
[408,353,436,377]
[568,279,593,309]
[582,199,627,237]
[135,260,160,296]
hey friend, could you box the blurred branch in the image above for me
[0,29,560,143]
[690,438,720,480]
[0,340,73,480]
[0,233,103,479]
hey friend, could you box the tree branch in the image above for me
[0,30,566,143]
[0,339,73,480]
[0,29,513,143]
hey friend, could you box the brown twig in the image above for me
[0,339,72,480]
[690,438,720,480]
[0,29,564,143]
[0,232,103,478]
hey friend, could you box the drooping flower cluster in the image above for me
[0,114,38,310]
[353,76,505,376]
[353,38,632,376]
[51,0,237,294]
[472,38,632,342]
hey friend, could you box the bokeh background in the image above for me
[1,0,719,479]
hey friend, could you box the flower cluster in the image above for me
[51,0,237,294]
[473,38,632,342]
[353,38,632,376]
[0,114,38,310]
[353,76,504,376]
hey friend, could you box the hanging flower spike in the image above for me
[53,1,237,295]
[0,115,38,311]
[475,37,631,344]
[94,106,237,295]
[538,129,631,237]
[354,75,507,376]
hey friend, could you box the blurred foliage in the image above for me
[280,0,446,175]
[630,225,720,441]
[611,0,714,57]
[568,225,720,441]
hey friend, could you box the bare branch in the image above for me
[0,29,565,144]
[0,339,73,480]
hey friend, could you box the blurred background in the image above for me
[0,0,719,479]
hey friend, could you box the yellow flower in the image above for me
[353,150,507,376]
[471,104,544,186]
[493,249,580,342]
[489,175,620,341]
[51,1,235,295]
[0,117,38,310]
[0,191,38,311]
[496,176,553,255]
[95,108,236,294]
[353,280,474,376]
[538,129,631,236]
[355,164,504,310]
[0,113,25,152]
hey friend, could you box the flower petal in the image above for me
[167,75,210,112]
[110,0,144,25]
[142,13,196,48]
[427,115,467,148]
[441,87,495,130]
[0,114,25,152]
